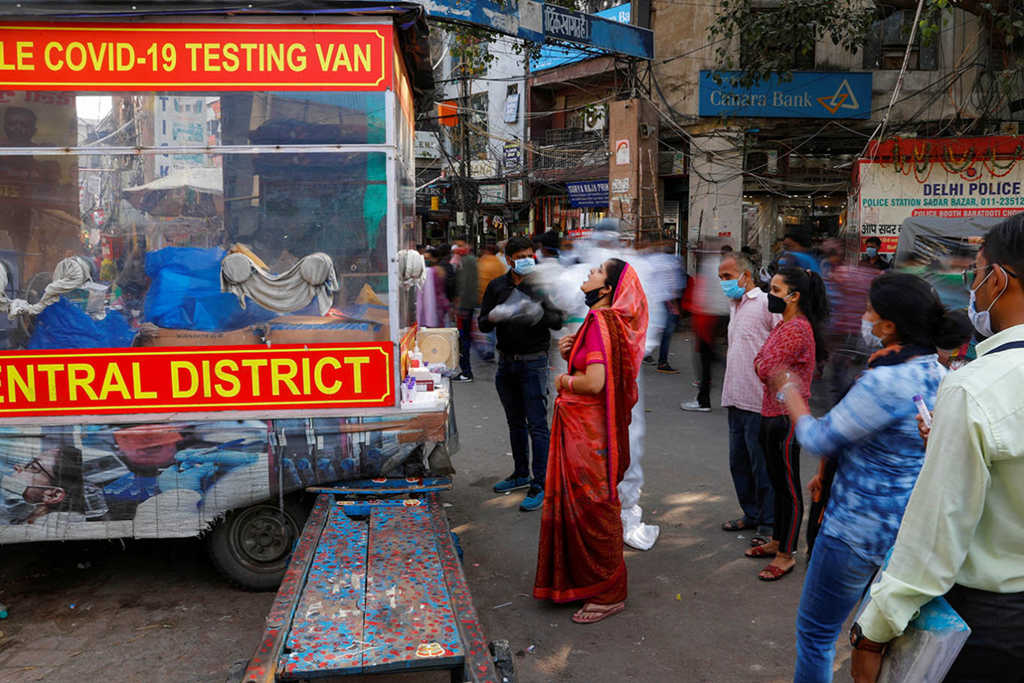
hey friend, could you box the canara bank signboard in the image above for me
[699,71,872,119]
[0,22,391,91]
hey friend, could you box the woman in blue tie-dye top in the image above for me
[771,272,973,683]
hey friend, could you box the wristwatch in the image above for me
[849,623,887,653]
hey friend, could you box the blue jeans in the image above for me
[794,534,879,683]
[495,355,550,488]
[727,407,774,533]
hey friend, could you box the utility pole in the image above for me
[457,54,474,245]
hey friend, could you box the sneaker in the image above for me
[453,373,473,383]
[520,486,544,511]
[642,355,655,365]
[656,364,679,374]
[680,400,711,413]
[493,475,530,493]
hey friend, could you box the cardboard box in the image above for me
[267,315,386,345]
[134,324,264,347]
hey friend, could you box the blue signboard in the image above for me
[699,71,872,119]
[567,180,609,208]
[532,4,631,73]
[424,0,651,61]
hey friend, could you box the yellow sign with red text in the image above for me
[0,22,392,91]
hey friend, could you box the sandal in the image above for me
[744,544,777,559]
[749,535,769,548]
[721,518,754,532]
[571,601,625,624]
[758,563,794,581]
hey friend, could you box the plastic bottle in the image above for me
[0,602,7,619]
[913,394,932,429]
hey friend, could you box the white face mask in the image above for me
[0,470,30,499]
[968,266,1007,338]
[860,317,883,349]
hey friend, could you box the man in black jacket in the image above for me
[479,236,563,512]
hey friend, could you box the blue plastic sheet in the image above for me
[143,247,280,331]
[28,298,136,349]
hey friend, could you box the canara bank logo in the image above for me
[817,79,860,114]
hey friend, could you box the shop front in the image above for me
[0,5,451,588]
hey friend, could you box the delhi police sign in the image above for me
[699,71,872,119]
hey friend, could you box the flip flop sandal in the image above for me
[758,564,794,581]
[721,518,753,532]
[749,536,769,548]
[745,544,777,559]
[571,601,625,624]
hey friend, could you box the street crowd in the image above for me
[404,213,1024,683]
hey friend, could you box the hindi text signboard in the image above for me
[856,157,1024,254]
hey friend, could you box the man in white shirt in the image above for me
[717,252,779,538]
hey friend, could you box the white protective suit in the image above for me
[220,251,338,315]
[560,227,664,550]
[2,256,94,318]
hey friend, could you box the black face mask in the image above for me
[584,286,608,308]
[767,292,788,314]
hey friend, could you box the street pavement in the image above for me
[450,337,836,682]
[0,333,852,682]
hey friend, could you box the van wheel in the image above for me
[206,499,307,591]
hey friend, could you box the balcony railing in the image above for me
[534,128,607,170]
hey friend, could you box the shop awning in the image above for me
[123,168,223,195]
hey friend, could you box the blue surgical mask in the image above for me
[720,279,745,300]
[860,317,883,349]
[866,247,878,258]
[513,257,536,276]
[967,266,1006,337]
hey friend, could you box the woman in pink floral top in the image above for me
[747,267,829,581]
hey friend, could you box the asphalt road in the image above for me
[0,334,849,682]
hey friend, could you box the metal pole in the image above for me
[458,59,474,244]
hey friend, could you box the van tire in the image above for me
[206,498,307,591]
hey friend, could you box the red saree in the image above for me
[533,264,648,605]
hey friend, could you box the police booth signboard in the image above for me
[0,10,444,563]
[852,137,1024,254]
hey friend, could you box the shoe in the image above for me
[453,373,473,382]
[520,485,544,511]
[656,364,679,374]
[680,400,711,412]
[493,475,531,493]
[642,355,655,365]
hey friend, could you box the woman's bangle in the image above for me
[567,376,575,392]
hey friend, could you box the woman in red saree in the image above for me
[533,258,649,624]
